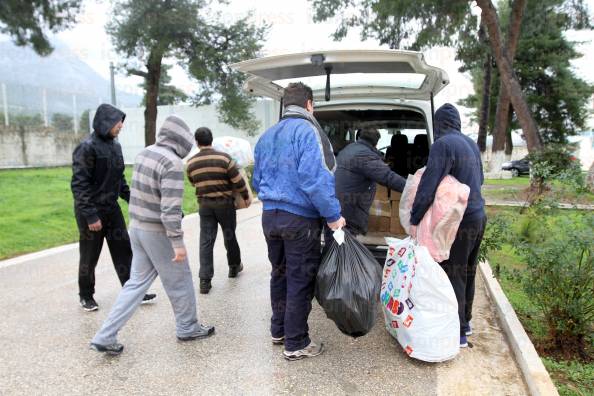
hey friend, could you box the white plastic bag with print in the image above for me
[212,136,254,168]
[381,237,459,362]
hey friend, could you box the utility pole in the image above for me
[110,62,117,106]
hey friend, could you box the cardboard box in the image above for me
[390,202,406,235]
[368,215,391,233]
[390,191,402,202]
[375,184,389,200]
[369,200,391,217]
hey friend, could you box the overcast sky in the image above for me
[24,0,594,124]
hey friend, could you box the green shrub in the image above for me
[528,144,584,195]
[513,213,594,357]
[51,113,74,131]
[479,214,511,276]
[12,113,44,128]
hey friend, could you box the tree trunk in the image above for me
[477,0,542,155]
[144,50,163,147]
[490,0,527,171]
[477,24,492,154]
[477,55,493,153]
[505,123,513,158]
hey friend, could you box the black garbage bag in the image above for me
[315,230,383,337]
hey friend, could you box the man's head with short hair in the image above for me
[283,82,314,112]
[358,127,381,147]
[194,127,213,147]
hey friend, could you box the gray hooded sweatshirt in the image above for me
[129,115,194,249]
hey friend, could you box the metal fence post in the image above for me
[2,83,8,126]
[72,94,78,134]
[42,88,48,127]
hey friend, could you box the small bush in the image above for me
[528,144,583,195]
[479,214,511,276]
[12,113,44,128]
[51,113,74,132]
[513,213,594,358]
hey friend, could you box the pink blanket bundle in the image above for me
[399,168,470,262]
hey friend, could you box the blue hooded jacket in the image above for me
[410,103,485,225]
[253,116,341,223]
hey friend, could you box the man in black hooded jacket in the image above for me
[325,127,406,247]
[410,103,486,348]
[71,104,155,311]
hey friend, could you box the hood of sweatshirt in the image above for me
[433,103,461,141]
[92,103,126,140]
[155,115,194,158]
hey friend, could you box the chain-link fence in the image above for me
[0,81,105,134]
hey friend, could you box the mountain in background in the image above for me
[0,40,141,116]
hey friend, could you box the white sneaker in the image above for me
[283,341,324,361]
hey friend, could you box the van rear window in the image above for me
[315,109,429,177]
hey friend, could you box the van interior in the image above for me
[315,108,431,262]
[315,108,430,177]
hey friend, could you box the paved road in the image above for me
[0,203,527,395]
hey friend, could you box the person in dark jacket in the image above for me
[331,127,406,240]
[71,104,155,312]
[409,103,486,348]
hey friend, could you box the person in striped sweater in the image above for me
[186,127,251,294]
[90,115,214,355]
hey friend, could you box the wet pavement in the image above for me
[0,202,526,395]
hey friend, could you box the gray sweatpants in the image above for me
[92,227,200,345]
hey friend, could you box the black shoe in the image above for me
[177,324,215,341]
[228,263,244,278]
[90,342,124,355]
[200,279,212,294]
[80,298,98,312]
[141,293,157,304]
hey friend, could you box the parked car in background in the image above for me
[501,157,530,177]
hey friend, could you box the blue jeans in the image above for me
[262,209,322,352]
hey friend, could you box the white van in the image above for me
[232,50,449,261]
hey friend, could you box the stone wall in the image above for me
[0,125,83,168]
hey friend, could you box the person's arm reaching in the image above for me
[159,163,186,260]
[296,124,342,225]
[71,143,100,226]
[359,153,406,193]
[410,140,453,225]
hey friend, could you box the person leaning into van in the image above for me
[253,82,346,361]
[327,127,406,245]
[409,103,486,349]
[186,127,251,295]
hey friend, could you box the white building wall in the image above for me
[114,99,279,163]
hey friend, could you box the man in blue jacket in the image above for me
[410,103,486,348]
[253,82,345,361]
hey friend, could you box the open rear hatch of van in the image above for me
[231,50,449,102]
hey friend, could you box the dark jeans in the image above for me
[262,209,322,352]
[75,206,132,299]
[440,215,487,336]
[198,205,241,280]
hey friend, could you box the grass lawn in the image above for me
[485,207,594,395]
[482,176,594,205]
[0,166,199,260]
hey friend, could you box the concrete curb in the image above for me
[479,261,559,396]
